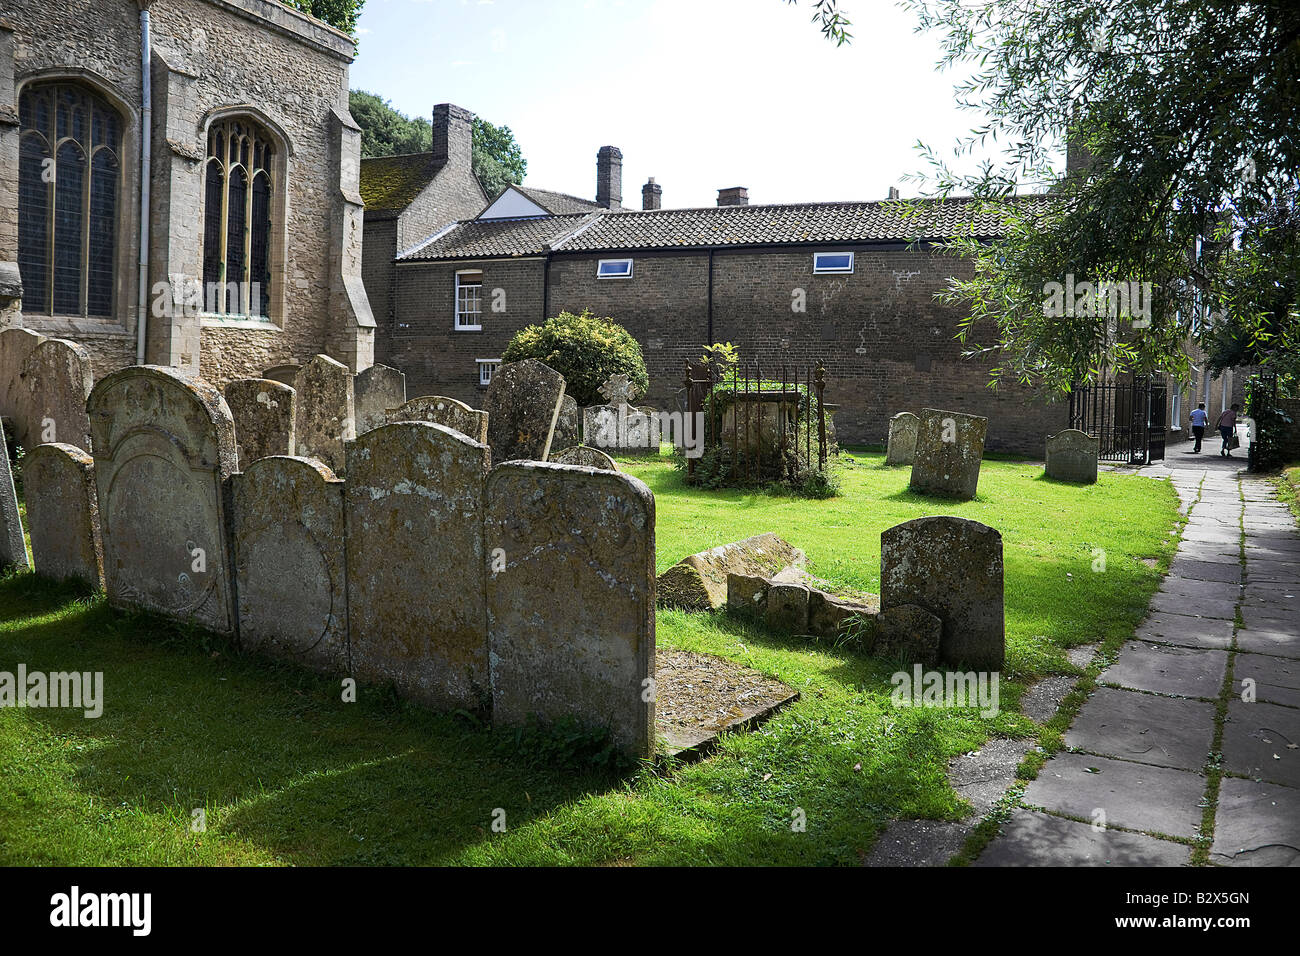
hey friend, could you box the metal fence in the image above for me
[1068,378,1168,464]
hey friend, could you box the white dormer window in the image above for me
[477,358,500,386]
[455,270,483,330]
[814,252,854,274]
[597,258,634,279]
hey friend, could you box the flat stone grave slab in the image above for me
[654,649,798,758]
[1210,777,1300,866]
[1166,558,1242,584]
[1233,652,1300,709]
[1236,627,1300,660]
[1100,641,1227,699]
[975,808,1190,867]
[1222,700,1300,789]
[1066,686,1214,771]
[1148,591,1238,621]
[1021,751,1205,838]
[1134,612,1233,650]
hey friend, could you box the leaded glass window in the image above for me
[203,118,274,319]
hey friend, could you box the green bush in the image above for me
[501,309,649,408]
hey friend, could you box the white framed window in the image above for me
[813,251,854,274]
[455,269,483,330]
[477,358,501,387]
[597,258,633,279]
[1171,383,1182,430]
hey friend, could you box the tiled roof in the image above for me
[399,195,1051,261]
[514,186,604,215]
[360,152,440,213]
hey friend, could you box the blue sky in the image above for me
[350,0,1040,208]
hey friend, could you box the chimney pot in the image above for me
[642,177,662,211]
[432,103,474,174]
[597,146,623,209]
[717,186,749,207]
[887,186,900,200]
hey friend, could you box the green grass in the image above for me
[0,450,1180,866]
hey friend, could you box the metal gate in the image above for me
[1068,378,1167,465]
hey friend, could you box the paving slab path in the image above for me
[975,440,1300,866]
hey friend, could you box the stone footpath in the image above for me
[976,447,1300,866]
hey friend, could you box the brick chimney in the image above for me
[596,146,623,209]
[642,177,662,211]
[717,186,749,206]
[432,103,474,173]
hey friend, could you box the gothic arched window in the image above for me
[17,82,122,317]
[203,117,274,319]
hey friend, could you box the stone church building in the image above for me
[0,0,373,389]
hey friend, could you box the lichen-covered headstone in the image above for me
[551,445,619,471]
[224,379,295,470]
[87,366,238,634]
[885,411,920,466]
[583,403,660,456]
[0,327,46,442]
[233,456,347,673]
[553,394,579,450]
[909,407,988,500]
[292,354,355,473]
[0,426,28,573]
[881,516,1004,669]
[345,422,492,710]
[874,604,943,666]
[262,364,301,387]
[385,395,488,445]
[485,462,656,758]
[354,363,406,436]
[12,338,95,451]
[767,582,810,633]
[1045,428,1099,484]
[484,359,565,462]
[658,533,806,611]
[22,442,101,587]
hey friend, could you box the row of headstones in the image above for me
[2,365,657,757]
[885,409,1101,493]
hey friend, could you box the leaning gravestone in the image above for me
[293,354,355,473]
[262,364,301,387]
[0,426,28,573]
[885,411,920,466]
[21,442,102,588]
[354,363,406,436]
[13,338,95,452]
[880,516,1004,669]
[553,394,579,449]
[224,379,295,470]
[551,445,619,471]
[0,327,46,439]
[385,395,488,445]
[658,533,806,611]
[1045,428,1099,484]
[485,358,565,462]
[485,462,656,758]
[232,456,347,673]
[909,407,988,500]
[345,422,492,709]
[87,366,238,634]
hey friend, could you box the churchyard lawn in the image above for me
[0,451,1181,865]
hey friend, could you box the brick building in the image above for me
[0,0,373,389]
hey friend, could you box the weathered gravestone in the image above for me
[0,427,28,573]
[582,404,660,456]
[485,462,656,758]
[880,516,1004,669]
[345,422,492,709]
[1045,428,1099,484]
[224,379,295,470]
[385,395,488,445]
[293,354,355,473]
[262,364,301,387]
[553,394,579,450]
[87,366,238,634]
[885,411,920,466]
[354,363,406,436]
[11,338,95,452]
[658,533,806,611]
[21,442,102,587]
[485,359,565,462]
[232,456,347,673]
[0,327,46,439]
[909,407,988,500]
[551,444,619,471]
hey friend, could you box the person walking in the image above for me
[1218,403,1240,457]
[1190,402,1208,453]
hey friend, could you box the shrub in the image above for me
[501,309,649,408]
